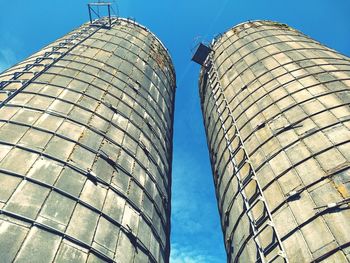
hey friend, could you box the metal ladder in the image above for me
[0,18,112,107]
[206,54,289,263]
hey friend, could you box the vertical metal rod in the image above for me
[88,4,92,24]
[108,5,111,27]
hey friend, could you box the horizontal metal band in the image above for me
[0,168,162,260]
[15,89,169,177]
[3,103,170,199]
[0,117,167,223]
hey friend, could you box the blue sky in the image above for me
[1,1,350,262]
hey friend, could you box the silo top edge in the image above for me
[118,17,177,80]
[210,20,296,49]
[87,16,176,82]
[197,20,296,85]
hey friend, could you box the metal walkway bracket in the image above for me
[88,1,112,27]
[192,43,212,66]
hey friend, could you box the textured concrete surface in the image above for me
[0,17,175,263]
[199,20,350,263]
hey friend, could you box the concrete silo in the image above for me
[194,20,350,262]
[0,17,175,263]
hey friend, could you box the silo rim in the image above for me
[210,20,293,48]
[88,16,176,80]
[117,17,177,78]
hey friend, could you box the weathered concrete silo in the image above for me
[0,17,175,262]
[194,20,350,262]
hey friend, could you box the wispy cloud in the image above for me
[170,243,218,263]
[0,48,17,73]
[171,150,215,234]
[171,140,226,261]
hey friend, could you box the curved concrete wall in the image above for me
[0,17,175,263]
[199,20,350,262]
